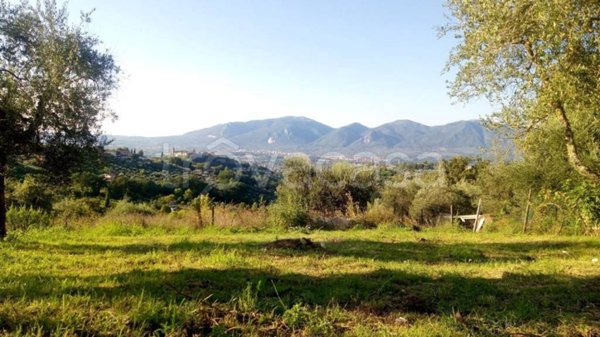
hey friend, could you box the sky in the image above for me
[63,0,492,136]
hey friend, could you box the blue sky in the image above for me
[64,0,491,136]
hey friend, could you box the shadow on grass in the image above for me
[3,235,600,333]
[322,239,600,263]
[2,266,599,328]
[14,238,600,264]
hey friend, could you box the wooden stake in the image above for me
[523,189,532,233]
[211,206,215,226]
[473,199,482,232]
[450,205,453,224]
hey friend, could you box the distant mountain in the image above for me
[310,123,369,148]
[109,116,504,159]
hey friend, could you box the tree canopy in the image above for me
[443,0,600,185]
[0,0,119,237]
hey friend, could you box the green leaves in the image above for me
[0,0,119,236]
[0,0,119,161]
[443,0,600,184]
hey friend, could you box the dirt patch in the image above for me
[266,238,323,250]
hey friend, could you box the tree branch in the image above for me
[0,68,23,81]
[525,115,549,132]
[554,101,600,185]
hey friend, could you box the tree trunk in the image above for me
[0,106,6,239]
[554,102,600,185]
[0,162,6,239]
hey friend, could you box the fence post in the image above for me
[473,199,482,232]
[211,206,215,226]
[523,189,532,233]
[450,205,453,225]
[197,201,203,228]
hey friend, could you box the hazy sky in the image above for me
[63,0,492,136]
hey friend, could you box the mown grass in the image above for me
[0,224,599,336]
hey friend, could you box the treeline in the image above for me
[4,146,599,235]
[270,155,599,234]
[4,151,279,230]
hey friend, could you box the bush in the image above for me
[6,206,51,231]
[10,175,53,212]
[53,198,101,220]
[108,200,156,216]
[410,186,473,225]
[267,201,309,228]
[154,194,177,213]
[364,199,396,225]
[380,180,420,220]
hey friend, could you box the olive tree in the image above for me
[0,0,118,238]
[443,0,600,185]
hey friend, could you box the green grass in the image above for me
[1,225,599,336]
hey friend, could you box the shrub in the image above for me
[267,200,309,228]
[10,175,53,212]
[53,198,101,220]
[108,200,156,216]
[6,206,51,231]
[410,186,473,225]
[380,180,420,220]
[364,199,396,225]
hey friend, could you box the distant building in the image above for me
[170,148,197,158]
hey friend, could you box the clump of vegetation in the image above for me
[363,198,396,226]
[109,200,157,216]
[6,206,51,231]
[410,186,473,225]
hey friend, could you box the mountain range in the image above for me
[109,116,503,159]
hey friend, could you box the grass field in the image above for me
[0,224,599,336]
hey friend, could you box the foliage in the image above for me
[108,200,156,216]
[6,205,50,231]
[8,174,53,212]
[441,156,487,186]
[544,180,600,234]
[53,197,100,222]
[69,171,107,198]
[313,162,379,215]
[410,186,473,224]
[443,0,600,184]
[0,0,119,237]
[475,161,524,215]
[106,153,278,205]
[191,194,213,227]
[109,175,172,202]
[380,178,421,220]
[267,195,309,228]
[277,157,316,210]
[363,198,396,225]
[274,158,380,220]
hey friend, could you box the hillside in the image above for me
[109,116,502,158]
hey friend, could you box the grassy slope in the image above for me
[0,225,599,336]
